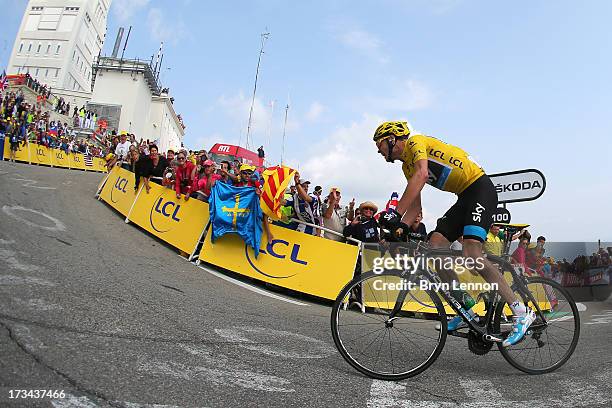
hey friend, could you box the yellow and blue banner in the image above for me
[210,182,263,257]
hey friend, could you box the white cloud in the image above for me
[306,101,325,122]
[369,79,435,111]
[147,8,187,45]
[289,114,454,231]
[112,0,150,22]
[336,28,388,64]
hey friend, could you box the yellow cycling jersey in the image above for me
[401,134,484,194]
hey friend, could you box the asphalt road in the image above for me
[0,161,611,408]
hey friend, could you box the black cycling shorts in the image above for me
[434,175,498,243]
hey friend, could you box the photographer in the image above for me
[174,151,196,201]
[343,202,380,244]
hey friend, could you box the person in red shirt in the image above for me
[174,151,196,201]
[193,160,222,202]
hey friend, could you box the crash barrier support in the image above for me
[98,166,361,300]
[2,138,107,172]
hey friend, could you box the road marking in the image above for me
[0,247,43,272]
[12,297,63,311]
[196,264,308,306]
[585,310,612,325]
[576,302,587,312]
[215,326,336,359]
[12,177,56,190]
[51,394,98,408]
[11,324,49,351]
[0,274,55,286]
[138,359,295,393]
[2,205,66,231]
[367,377,610,407]
[52,393,189,408]
[0,238,16,245]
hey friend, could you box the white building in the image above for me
[7,0,111,106]
[90,57,185,153]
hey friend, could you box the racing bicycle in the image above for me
[330,224,580,380]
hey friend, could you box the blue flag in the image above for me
[209,182,263,257]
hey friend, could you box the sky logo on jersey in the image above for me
[472,202,485,223]
[245,239,308,279]
[110,177,128,203]
[149,194,181,233]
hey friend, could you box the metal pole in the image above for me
[244,31,270,150]
[281,102,289,165]
[120,26,132,60]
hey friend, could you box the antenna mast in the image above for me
[243,31,270,150]
[281,100,289,166]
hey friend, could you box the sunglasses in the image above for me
[177,157,185,161]
[241,170,254,175]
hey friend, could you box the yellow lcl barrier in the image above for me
[2,138,107,172]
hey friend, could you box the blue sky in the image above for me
[2,0,611,241]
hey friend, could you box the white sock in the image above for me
[510,301,527,316]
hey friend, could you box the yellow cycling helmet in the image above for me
[373,121,411,142]
[373,121,411,163]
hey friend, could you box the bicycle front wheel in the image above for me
[331,271,447,380]
[494,276,580,374]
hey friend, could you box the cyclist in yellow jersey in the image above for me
[373,121,535,347]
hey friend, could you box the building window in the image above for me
[73,50,76,60]
[19,43,24,53]
[46,44,51,54]
[37,43,41,53]
[35,68,39,76]
[45,69,49,77]
[56,44,60,54]
[28,43,32,52]
[55,69,59,78]
[31,6,43,11]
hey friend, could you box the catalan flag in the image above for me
[260,166,297,220]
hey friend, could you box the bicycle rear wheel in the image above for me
[493,276,580,374]
[331,271,447,380]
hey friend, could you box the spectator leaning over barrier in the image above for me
[174,151,196,201]
[115,132,132,169]
[194,160,221,202]
[321,187,352,242]
[312,185,324,232]
[131,148,153,194]
[218,161,233,184]
[288,173,319,236]
[148,144,168,185]
[484,224,503,256]
[166,149,177,166]
[343,201,380,244]
[512,237,529,270]
[407,211,427,241]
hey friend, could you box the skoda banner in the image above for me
[488,169,546,204]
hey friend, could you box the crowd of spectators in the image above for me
[0,78,109,163]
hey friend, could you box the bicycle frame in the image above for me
[386,247,549,338]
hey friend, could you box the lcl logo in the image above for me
[55,152,64,160]
[149,195,181,233]
[74,156,81,162]
[245,239,308,279]
[36,147,46,156]
[110,177,128,203]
